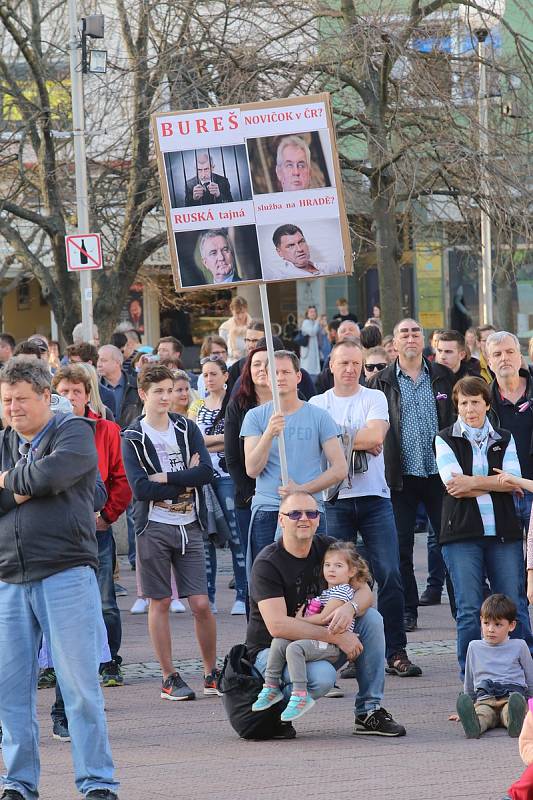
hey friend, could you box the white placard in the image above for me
[152,94,351,290]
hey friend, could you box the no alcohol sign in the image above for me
[65,233,103,271]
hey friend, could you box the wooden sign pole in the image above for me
[259,282,289,486]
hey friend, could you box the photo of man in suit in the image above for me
[198,229,241,284]
[185,152,234,206]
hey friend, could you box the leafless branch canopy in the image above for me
[0,0,531,336]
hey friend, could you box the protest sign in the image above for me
[152,93,351,291]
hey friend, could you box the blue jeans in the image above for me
[325,496,406,659]
[426,520,444,592]
[415,505,442,587]
[126,501,136,567]
[205,476,247,604]
[235,506,252,562]
[249,509,327,565]
[514,490,533,534]
[0,567,118,799]
[97,528,121,662]
[254,607,385,715]
[442,539,533,675]
[391,474,446,617]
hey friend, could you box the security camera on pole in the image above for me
[67,3,105,343]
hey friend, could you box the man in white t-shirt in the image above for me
[122,365,218,701]
[310,341,422,678]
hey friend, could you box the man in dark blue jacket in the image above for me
[121,364,217,702]
[97,344,141,428]
[369,319,456,631]
[0,356,118,800]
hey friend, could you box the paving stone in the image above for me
[1,539,526,799]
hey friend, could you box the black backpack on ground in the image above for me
[217,643,288,740]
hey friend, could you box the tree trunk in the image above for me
[370,172,402,335]
[494,272,516,332]
[43,272,82,342]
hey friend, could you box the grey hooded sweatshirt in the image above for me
[0,413,100,583]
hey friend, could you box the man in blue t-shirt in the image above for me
[240,349,347,565]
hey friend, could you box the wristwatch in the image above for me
[348,600,359,617]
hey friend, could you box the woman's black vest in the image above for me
[436,425,522,545]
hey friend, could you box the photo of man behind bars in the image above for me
[163,144,253,209]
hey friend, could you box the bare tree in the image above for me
[0,0,530,340]
[312,0,531,331]
[0,0,167,341]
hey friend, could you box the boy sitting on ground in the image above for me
[456,594,533,739]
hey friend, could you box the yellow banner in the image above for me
[3,80,71,122]
[415,242,444,329]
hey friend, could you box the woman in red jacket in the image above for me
[52,364,132,684]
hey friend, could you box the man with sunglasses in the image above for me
[369,319,455,631]
[246,489,406,737]
[310,340,421,677]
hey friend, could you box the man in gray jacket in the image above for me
[0,357,118,800]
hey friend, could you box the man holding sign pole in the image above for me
[240,349,347,565]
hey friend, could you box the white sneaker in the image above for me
[231,600,246,616]
[209,601,218,614]
[130,598,149,614]
[170,599,186,613]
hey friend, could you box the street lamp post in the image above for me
[459,0,506,326]
[67,2,103,342]
[477,28,492,326]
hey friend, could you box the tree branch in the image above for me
[0,201,60,237]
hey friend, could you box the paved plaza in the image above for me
[4,534,526,800]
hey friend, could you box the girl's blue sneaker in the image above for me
[252,686,284,712]
[280,693,315,722]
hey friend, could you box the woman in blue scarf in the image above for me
[434,376,533,675]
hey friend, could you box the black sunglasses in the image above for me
[365,363,387,372]
[200,354,227,368]
[281,509,320,521]
[18,441,31,463]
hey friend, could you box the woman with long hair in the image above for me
[189,357,246,615]
[76,362,110,420]
[171,369,199,415]
[224,346,271,559]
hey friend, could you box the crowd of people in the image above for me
[1,296,533,800]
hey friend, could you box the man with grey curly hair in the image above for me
[487,330,533,533]
[0,356,119,800]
